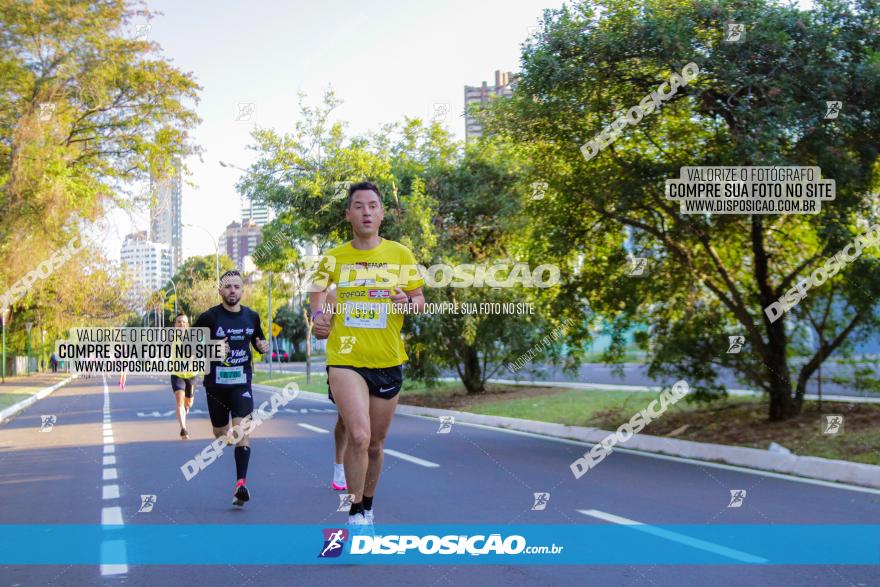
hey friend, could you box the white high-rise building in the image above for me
[150,162,183,272]
[120,231,173,305]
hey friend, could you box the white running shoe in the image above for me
[347,512,369,525]
[332,463,347,490]
[363,508,374,524]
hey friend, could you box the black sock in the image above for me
[363,495,374,511]
[349,501,364,516]
[234,446,251,480]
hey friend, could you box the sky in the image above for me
[106,0,566,261]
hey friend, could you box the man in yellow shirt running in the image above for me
[310,181,425,526]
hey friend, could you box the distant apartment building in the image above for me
[150,162,183,271]
[221,219,263,271]
[241,196,271,227]
[464,69,519,142]
[120,231,173,304]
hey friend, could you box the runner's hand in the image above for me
[255,337,270,354]
[313,312,332,340]
[391,287,412,313]
[218,337,229,360]
[390,287,409,304]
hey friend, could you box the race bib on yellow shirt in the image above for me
[343,301,388,329]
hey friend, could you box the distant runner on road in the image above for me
[169,312,197,440]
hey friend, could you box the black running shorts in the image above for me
[326,365,404,404]
[170,375,195,398]
[205,385,254,427]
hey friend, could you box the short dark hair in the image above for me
[174,312,188,320]
[346,181,383,209]
[219,269,242,284]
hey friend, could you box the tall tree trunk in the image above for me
[765,318,800,420]
[462,345,485,394]
[753,216,801,421]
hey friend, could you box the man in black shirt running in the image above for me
[195,270,270,506]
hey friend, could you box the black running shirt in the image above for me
[194,304,265,390]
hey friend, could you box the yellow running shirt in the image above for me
[315,238,425,368]
[171,340,197,378]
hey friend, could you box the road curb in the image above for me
[253,382,880,490]
[392,404,880,490]
[437,377,880,404]
[0,376,75,425]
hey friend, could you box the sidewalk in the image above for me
[0,372,69,411]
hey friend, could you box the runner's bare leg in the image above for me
[364,393,398,497]
[334,415,347,463]
[329,367,370,502]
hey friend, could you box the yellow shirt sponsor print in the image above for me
[315,239,424,368]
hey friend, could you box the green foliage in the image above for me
[0,0,201,337]
[488,0,880,419]
[163,255,237,320]
[240,93,562,392]
[274,302,308,352]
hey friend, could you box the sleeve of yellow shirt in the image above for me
[400,246,425,291]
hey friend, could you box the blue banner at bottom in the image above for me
[1,525,877,565]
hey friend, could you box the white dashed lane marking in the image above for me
[99,376,128,576]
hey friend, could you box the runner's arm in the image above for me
[404,286,425,313]
[307,254,335,319]
[395,247,425,313]
[312,289,336,340]
[391,286,425,314]
[192,310,211,330]
[251,312,270,353]
[308,289,331,320]
[193,310,223,368]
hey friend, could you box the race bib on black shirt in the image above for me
[194,304,265,389]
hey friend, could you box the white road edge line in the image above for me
[577,509,768,564]
[383,448,440,468]
[297,423,329,434]
[407,416,880,496]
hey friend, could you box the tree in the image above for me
[404,143,557,393]
[163,255,237,320]
[489,0,880,419]
[274,303,307,354]
[241,92,561,392]
[0,0,201,320]
[5,242,134,356]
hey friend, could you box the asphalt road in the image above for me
[1,374,878,586]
